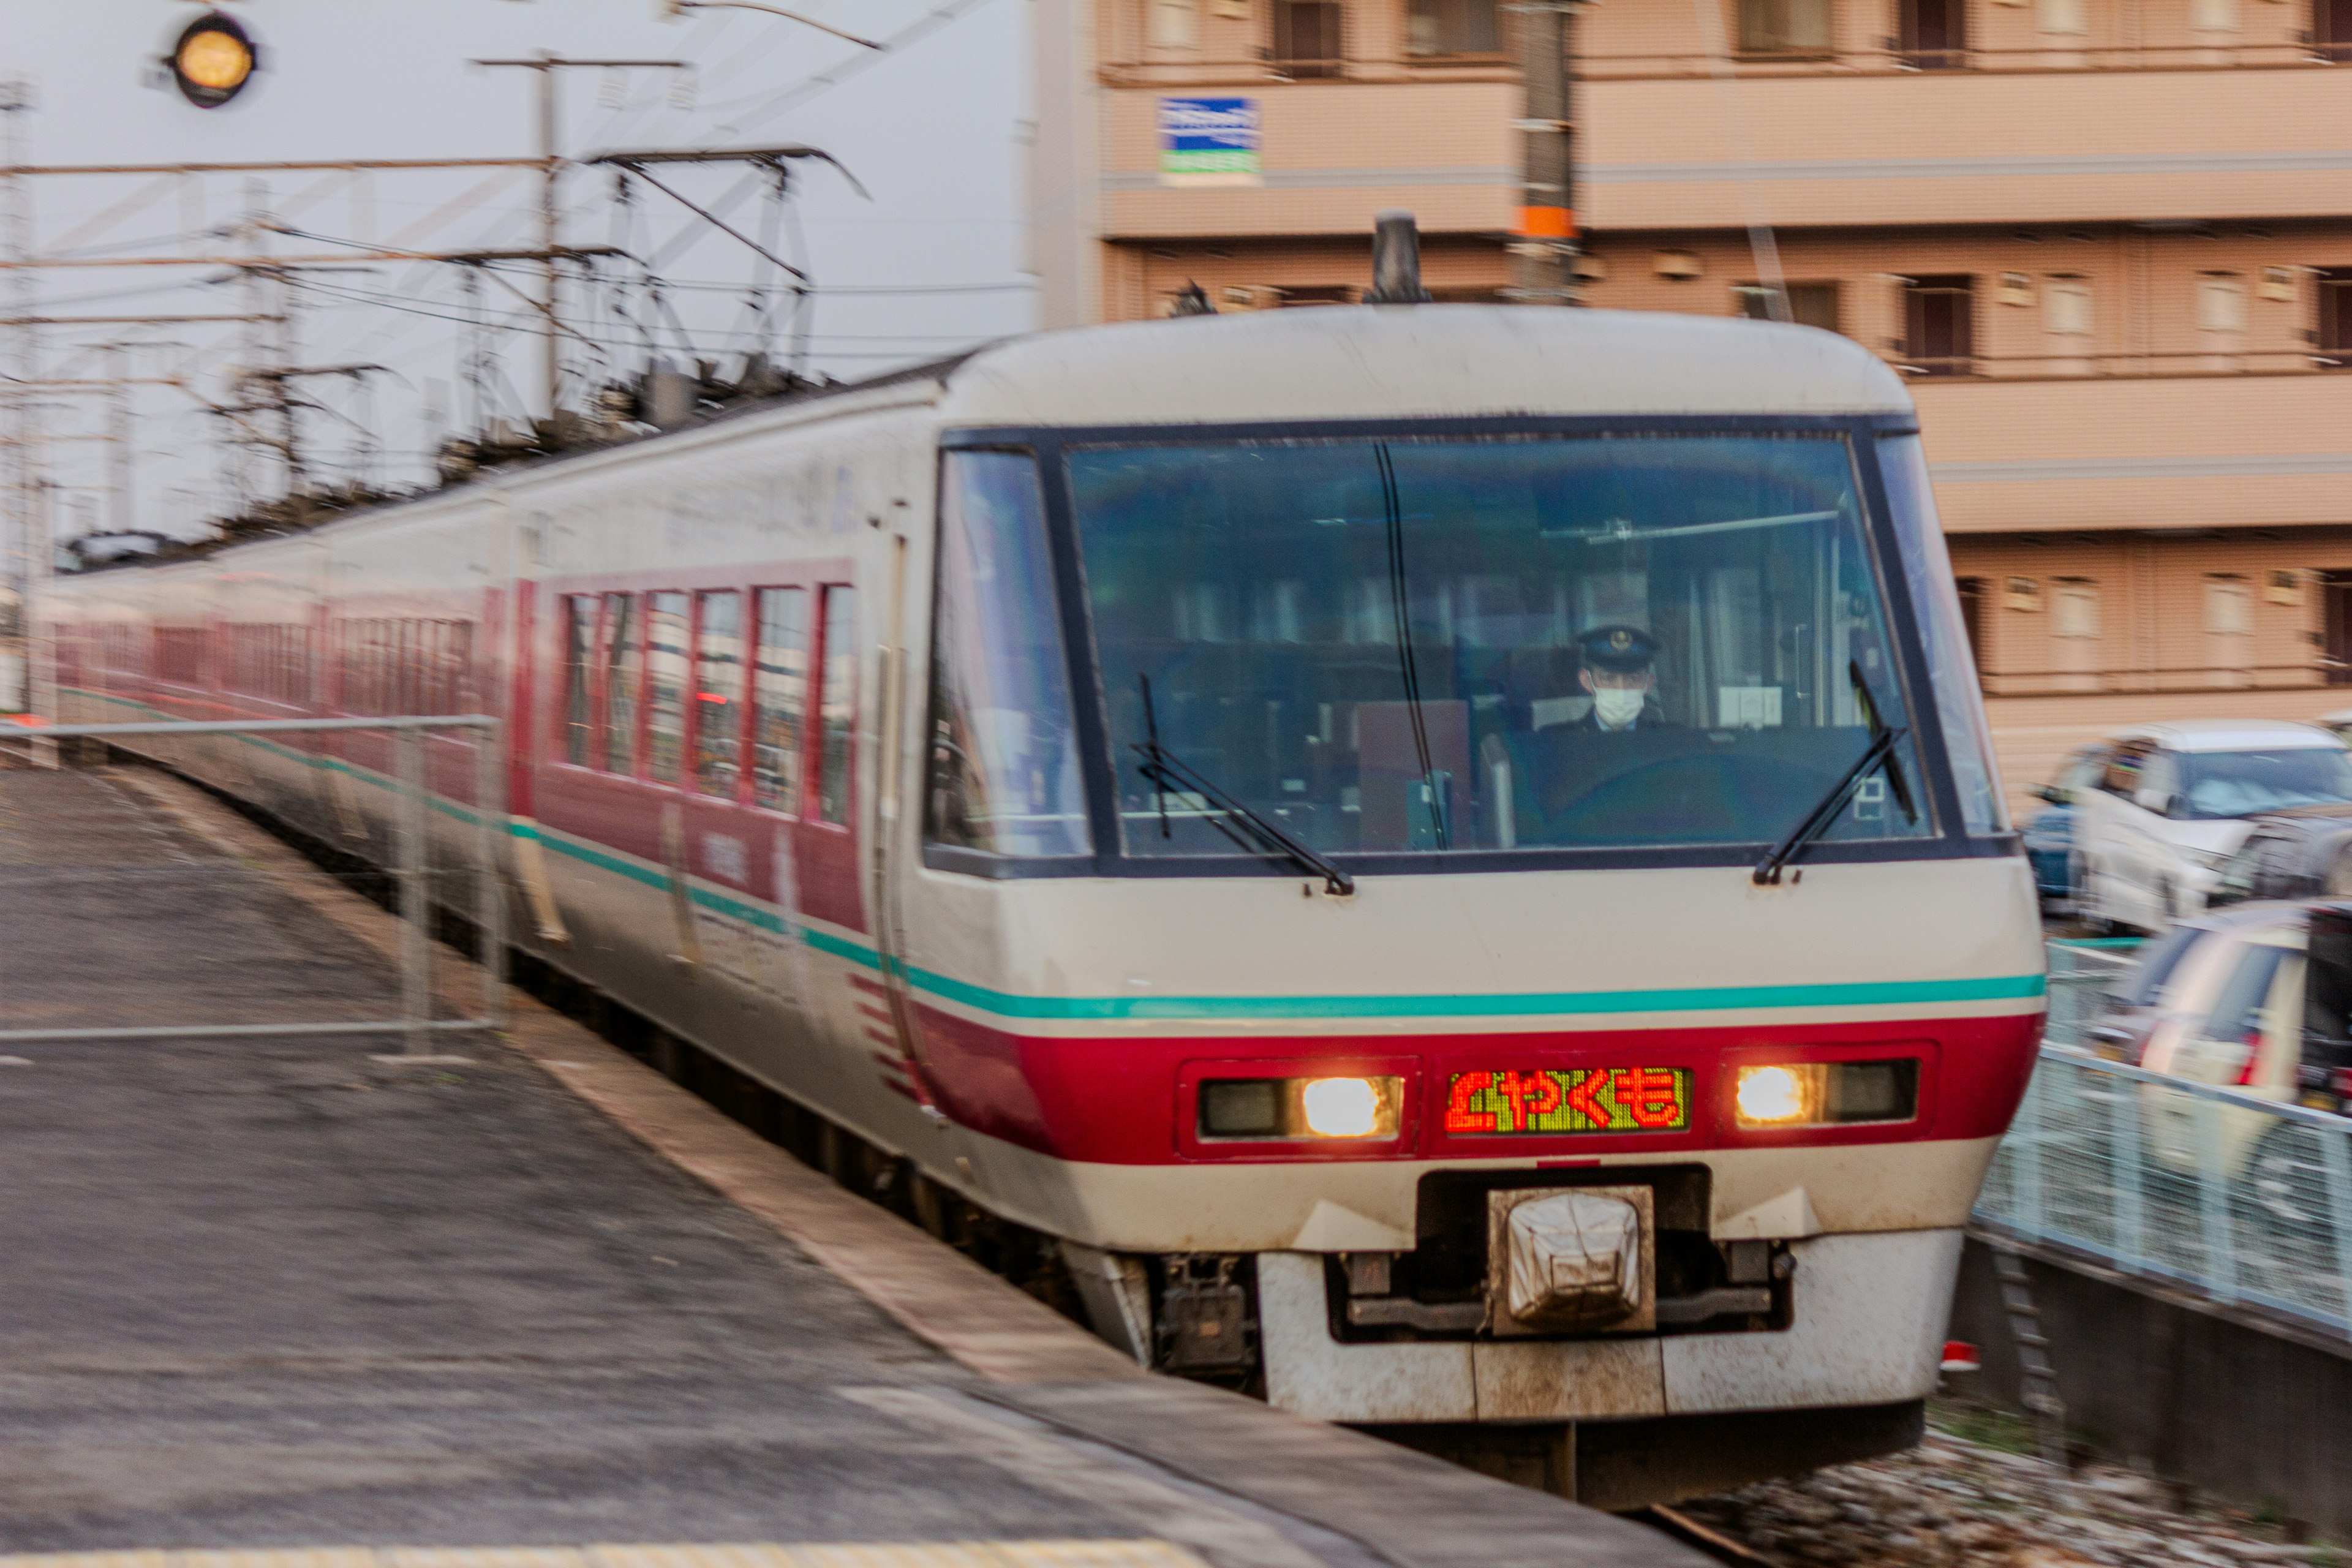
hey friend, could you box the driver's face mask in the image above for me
[1592,686,1646,728]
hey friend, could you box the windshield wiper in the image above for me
[1752,660,1920,886]
[1136,675,1354,895]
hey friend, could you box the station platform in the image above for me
[0,766,1697,1568]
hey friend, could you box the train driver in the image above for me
[1570,624,1672,732]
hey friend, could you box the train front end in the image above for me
[899,306,2043,1503]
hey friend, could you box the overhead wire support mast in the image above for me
[589,148,869,376]
[470,55,688,421]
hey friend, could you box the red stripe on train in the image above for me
[904,1003,2043,1167]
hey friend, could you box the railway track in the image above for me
[1633,1506,1779,1565]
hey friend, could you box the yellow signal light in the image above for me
[170,13,258,108]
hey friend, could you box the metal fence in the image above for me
[1977,1042,2352,1337]
[2040,940,2139,1050]
[0,715,503,1057]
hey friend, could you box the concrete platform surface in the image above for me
[0,768,1698,1568]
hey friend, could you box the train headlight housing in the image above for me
[1199,1075,1401,1140]
[1734,1060,1920,1129]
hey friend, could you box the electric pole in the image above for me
[1512,1,1580,305]
[471,55,686,422]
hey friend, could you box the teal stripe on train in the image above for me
[66,688,2048,1027]
[519,823,2048,1022]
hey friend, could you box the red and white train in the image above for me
[40,301,2046,1506]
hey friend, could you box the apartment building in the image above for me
[1030,0,2352,812]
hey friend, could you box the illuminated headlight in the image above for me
[1199,1076,1402,1140]
[1734,1060,1920,1129]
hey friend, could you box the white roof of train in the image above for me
[938,306,1915,428]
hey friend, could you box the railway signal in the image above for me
[166,10,260,109]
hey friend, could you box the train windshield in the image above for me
[1066,433,1943,859]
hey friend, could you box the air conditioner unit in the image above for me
[1653,250,1703,281]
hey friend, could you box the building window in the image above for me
[2321,571,2352,685]
[2037,0,2087,35]
[1274,1,1343,74]
[2052,579,2102,641]
[2196,272,2248,334]
[2190,0,2241,31]
[1408,0,1501,54]
[1147,0,1200,48]
[1897,0,1966,68]
[1736,280,1842,333]
[2319,0,2352,61]
[2317,268,2352,363]
[1903,275,1975,375]
[2051,577,2101,690]
[1738,0,1834,54]
[2044,275,2093,336]
[2205,576,2255,635]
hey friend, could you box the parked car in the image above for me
[2024,745,2114,910]
[2134,900,2352,1234]
[2073,720,2352,935]
[2085,903,2288,1065]
[2207,803,2352,908]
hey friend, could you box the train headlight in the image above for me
[1300,1077,1382,1137]
[1199,1075,1401,1140]
[1734,1060,1920,1129]
[1735,1065,1817,1126]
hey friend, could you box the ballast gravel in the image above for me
[1678,1422,2344,1567]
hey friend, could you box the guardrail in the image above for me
[1976,1041,2352,1337]
[0,714,503,1057]
[2040,940,2136,1051]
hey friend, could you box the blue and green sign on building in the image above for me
[1158,97,1262,187]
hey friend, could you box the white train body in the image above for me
[41,306,2045,1504]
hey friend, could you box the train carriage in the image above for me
[40,298,2046,1508]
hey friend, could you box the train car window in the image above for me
[1880,434,2005,832]
[562,595,597,766]
[602,593,638,772]
[695,590,746,798]
[924,450,1090,858]
[816,585,858,824]
[1068,434,1934,858]
[646,592,692,784]
[448,620,470,715]
[752,586,809,813]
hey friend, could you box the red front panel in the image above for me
[909,1002,2041,1167]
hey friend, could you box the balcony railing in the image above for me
[1102,42,2352,85]
[1893,350,2350,380]
[1976,663,2338,699]
[1101,51,1514,86]
[1578,40,2352,78]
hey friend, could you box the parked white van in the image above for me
[2076,720,2352,933]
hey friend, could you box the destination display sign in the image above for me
[1443,1067,1692,1136]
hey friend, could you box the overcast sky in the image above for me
[4,0,1031,538]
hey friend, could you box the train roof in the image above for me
[52,305,1913,580]
[938,305,1916,429]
